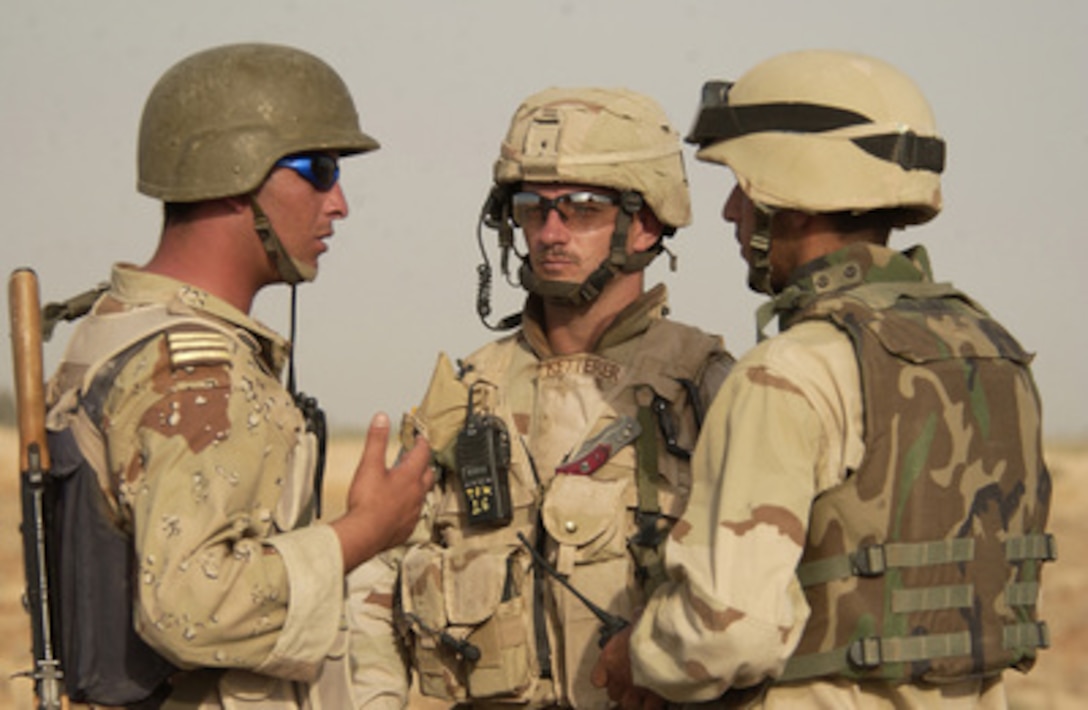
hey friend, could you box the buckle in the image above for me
[1044,533,1059,562]
[1038,621,1051,649]
[851,545,887,577]
[847,637,883,669]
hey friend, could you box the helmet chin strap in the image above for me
[749,203,808,343]
[746,203,776,296]
[248,194,327,508]
[249,195,316,285]
[519,190,662,307]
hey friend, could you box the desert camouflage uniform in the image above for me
[349,284,732,708]
[45,264,353,709]
[630,244,1052,708]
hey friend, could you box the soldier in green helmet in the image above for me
[347,87,735,708]
[592,50,1055,708]
[41,43,433,708]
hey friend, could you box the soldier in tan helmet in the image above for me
[347,88,734,708]
[40,43,433,708]
[593,50,1055,708]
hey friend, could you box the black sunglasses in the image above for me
[274,154,340,191]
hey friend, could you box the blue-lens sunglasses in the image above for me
[274,154,340,191]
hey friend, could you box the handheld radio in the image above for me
[455,383,513,527]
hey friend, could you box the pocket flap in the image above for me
[401,544,448,630]
[273,430,315,530]
[542,475,628,548]
[445,548,508,626]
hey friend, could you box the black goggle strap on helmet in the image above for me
[518,190,659,307]
[685,80,945,173]
[250,195,306,285]
[475,185,523,331]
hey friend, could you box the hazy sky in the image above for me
[2,1,1086,439]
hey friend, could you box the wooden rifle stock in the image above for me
[9,268,67,710]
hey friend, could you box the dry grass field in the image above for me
[1,426,1084,709]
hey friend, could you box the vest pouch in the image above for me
[400,542,534,701]
[542,475,630,564]
[48,426,177,706]
[542,476,632,708]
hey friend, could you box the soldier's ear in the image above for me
[224,195,250,213]
[779,208,811,235]
[631,208,664,252]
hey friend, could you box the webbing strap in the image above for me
[780,631,972,682]
[891,584,973,614]
[853,632,972,668]
[1006,533,1058,562]
[635,404,660,518]
[797,538,975,587]
[631,404,669,595]
[1005,581,1040,607]
[1003,622,1050,651]
[42,281,109,341]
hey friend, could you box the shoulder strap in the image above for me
[42,282,110,341]
[627,320,729,595]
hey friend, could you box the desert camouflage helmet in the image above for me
[494,87,691,230]
[688,49,945,224]
[138,42,379,203]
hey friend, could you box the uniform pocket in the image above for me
[274,429,316,530]
[400,542,535,701]
[542,475,630,563]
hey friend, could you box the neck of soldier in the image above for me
[143,199,271,314]
[542,269,644,356]
[771,210,890,289]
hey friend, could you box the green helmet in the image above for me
[138,42,379,203]
[687,49,944,224]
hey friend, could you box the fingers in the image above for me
[592,628,659,709]
[391,433,434,495]
[591,633,618,689]
[396,433,431,474]
[359,411,392,472]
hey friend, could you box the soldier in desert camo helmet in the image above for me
[593,49,1055,710]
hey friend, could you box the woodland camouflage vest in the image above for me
[776,249,1054,684]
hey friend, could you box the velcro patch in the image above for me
[166,329,232,368]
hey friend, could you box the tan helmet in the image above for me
[688,49,944,224]
[494,87,691,230]
[138,42,379,203]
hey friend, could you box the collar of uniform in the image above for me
[106,263,290,374]
[791,242,933,295]
[520,283,670,357]
[765,243,934,334]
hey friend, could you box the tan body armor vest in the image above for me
[781,281,1054,684]
[399,319,728,708]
